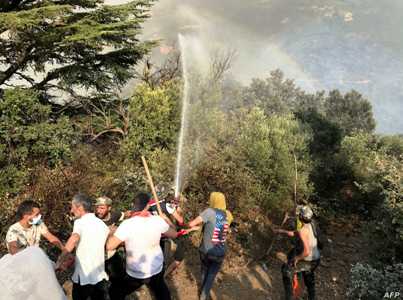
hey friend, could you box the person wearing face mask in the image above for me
[6,199,64,255]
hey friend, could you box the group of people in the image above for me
[5,188,321,300]
[5,191,234,300]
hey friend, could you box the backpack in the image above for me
[311,220,325,250]
[207,209,229,257]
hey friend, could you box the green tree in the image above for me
[324,90,376,136]
[0,0,154,104]
[0,88,76,195]
[243,70,303,116]
[296,109,344,198]
[236,109,313,209]
[121,82,180,158]
[379,134,403,157]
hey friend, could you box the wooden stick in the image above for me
[141,156,163,216]
[264,212,289,258]
[293,153,298,208]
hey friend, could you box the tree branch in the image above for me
[89,127,125,142]
[15,71,35,85]
[0,44,34,86]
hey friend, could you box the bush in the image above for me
[121,82,180,158]
[338,133,403,262]
[0,88,76,196]
[347,263,403,299]
[181,107,313,213]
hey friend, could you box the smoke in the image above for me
[108,0,403,133]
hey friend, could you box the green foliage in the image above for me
[379,135,403,157]
[338,133,378,185]
[338,132,403,261]
[366,153,403,262]
[347,263,403,299]
[235,109,312,209]
[242,70,302,115]
[0,88,76,195]
[0,0,155,101]
[121,82,180,158]
[324,90,376,136]
[295,109,343,198]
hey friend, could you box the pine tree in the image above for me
[0,0,155,104]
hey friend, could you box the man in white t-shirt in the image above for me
[61,193,110,300]
[106,192,179,300]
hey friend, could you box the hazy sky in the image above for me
[114,0,403,133]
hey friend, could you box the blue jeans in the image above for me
[199,252,224,300]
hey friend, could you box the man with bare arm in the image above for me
[6,199,64,255]
[275,205,321,300]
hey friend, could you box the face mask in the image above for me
[29,214,42,225]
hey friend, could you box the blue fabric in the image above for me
[199,252,224,300]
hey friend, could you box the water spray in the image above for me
[174,34,190,197]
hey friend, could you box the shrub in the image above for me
[347,263,403,299]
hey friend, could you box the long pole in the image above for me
[141,156,163,216]
[294,153,298,208]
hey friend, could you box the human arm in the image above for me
[273,228,295,237]
[106,221,127,251]
[162,227,180,239]
[43,231,65,252]
[55,233,78,271]
[7,241,20,255]
[106,235,123,251]
[123,210,132,219]
[172,209,184,225]
[6,227,23,255]
[160,213,177,229]
[108,224,118,236]
[188,216,203,228]
[64,233,80,253]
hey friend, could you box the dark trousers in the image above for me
[109,270,171,300]
[72,280,110,300]
[199,252,224,300]
[106,251,126,280]
[282,260,320,300]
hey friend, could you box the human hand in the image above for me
[186,226,200,233]
[55,252,75,272]
[109,224,118,235]
[272,228,284,234]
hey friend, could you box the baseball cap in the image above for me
[95,196,112,206]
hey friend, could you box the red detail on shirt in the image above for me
[211,223,229,244]
[130,211,151,218]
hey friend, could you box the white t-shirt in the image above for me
[71,213,109,285]
[114,215,169,279]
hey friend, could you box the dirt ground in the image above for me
[63,215,368,300]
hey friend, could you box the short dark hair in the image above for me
[16,199,40,220]
[133,192,151,212]
[72,193,93,212]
